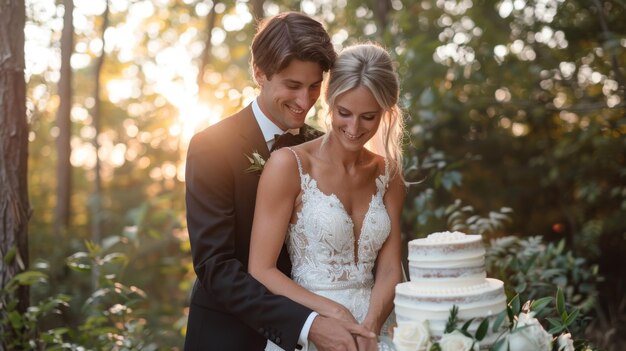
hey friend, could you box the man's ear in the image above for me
[253,65,267,87]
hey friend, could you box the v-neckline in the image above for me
[299,171,385,264]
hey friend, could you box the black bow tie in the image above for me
[271,132,305,152]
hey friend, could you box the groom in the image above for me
[184,12,374,351]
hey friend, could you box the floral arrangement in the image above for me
[244,150,266,173]
[386,288,597,351]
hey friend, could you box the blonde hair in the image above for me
[323,43,405,180]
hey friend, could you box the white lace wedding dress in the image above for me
[266,148,395,351]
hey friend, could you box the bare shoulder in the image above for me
[385,167,407,204]
[265,148,300,174]
[259,148,302,197]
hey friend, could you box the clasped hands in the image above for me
[309,303,379,351]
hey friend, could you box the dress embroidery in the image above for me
[266,148,394,351]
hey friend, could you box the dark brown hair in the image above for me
[251,12,336,80]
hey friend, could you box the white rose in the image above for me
[439,330,479,351]
[497,312,553,351]
[557,333,575,351]
[393,320,431,351]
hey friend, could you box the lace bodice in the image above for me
[285,148,392,293]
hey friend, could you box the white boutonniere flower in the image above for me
[245,151,266,173]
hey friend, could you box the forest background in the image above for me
[1,0,625,350]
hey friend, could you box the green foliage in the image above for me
[1,240,157,350]
[486,236,601,315]
[433,303,494,350]
[427,289,598,351]
[393,0,626,289]
[496,288,598,351]
[0,269,70,350]
[445,199,513,235]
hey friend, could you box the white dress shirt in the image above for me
[252,98,299,151]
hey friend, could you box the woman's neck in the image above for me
[319,133,368,172]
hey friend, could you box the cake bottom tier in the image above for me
[394,278,507,349]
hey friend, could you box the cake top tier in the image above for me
[413,231,481,245]
[408,231,485,262]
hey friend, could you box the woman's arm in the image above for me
[361,171,406,334]
[248,148,357,323]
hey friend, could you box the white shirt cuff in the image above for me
[297,312,319,350]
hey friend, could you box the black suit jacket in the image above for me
[184,105,315,350]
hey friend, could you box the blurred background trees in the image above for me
[2,0,624,349]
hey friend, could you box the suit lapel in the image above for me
[234,105,271,161]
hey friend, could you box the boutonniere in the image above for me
[245,150,266,173]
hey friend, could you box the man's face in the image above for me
[254,59,324,131]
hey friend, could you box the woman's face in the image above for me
[330,85,383,151]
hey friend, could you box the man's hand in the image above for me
[308,315,376,351]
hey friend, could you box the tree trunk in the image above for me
[197,1,219,99]
[54,0,74,237]
[372,0,391,36]
[0,0,29,312]
[91,0,109,289]
[592,0,626,105]
[251,0,264,22]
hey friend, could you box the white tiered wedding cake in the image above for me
[393,231,507,350]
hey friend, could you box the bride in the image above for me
[249,43,406,351]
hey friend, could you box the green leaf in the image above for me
[444,305,459,333]
[85,240,101,256]
[8,310,23,329]
[509,294,521,315]
[66,251,89,261]
[441,171,462,190]
[101,252,129,266]
[475,318,489,341]
[561,309,569,322]
[66,261,91,272]
[556,287,566,316]
[13,271,48,286]
[530,297,553,314]
[539,268,564,279]
[492,310,508,332]
[564,308,580,327]
[546,317,563,328]
[548,324,566,335]
[491,337,508,351]
[520,253,539,274]
[461,318,475,331]
[101,235,122,251]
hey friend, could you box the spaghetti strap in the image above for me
[286,147,304,178]
[376,158,391,194]
[383,158,390,187]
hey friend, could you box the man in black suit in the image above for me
[184,12,374,351]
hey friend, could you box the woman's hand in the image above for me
[320,302,359,324]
